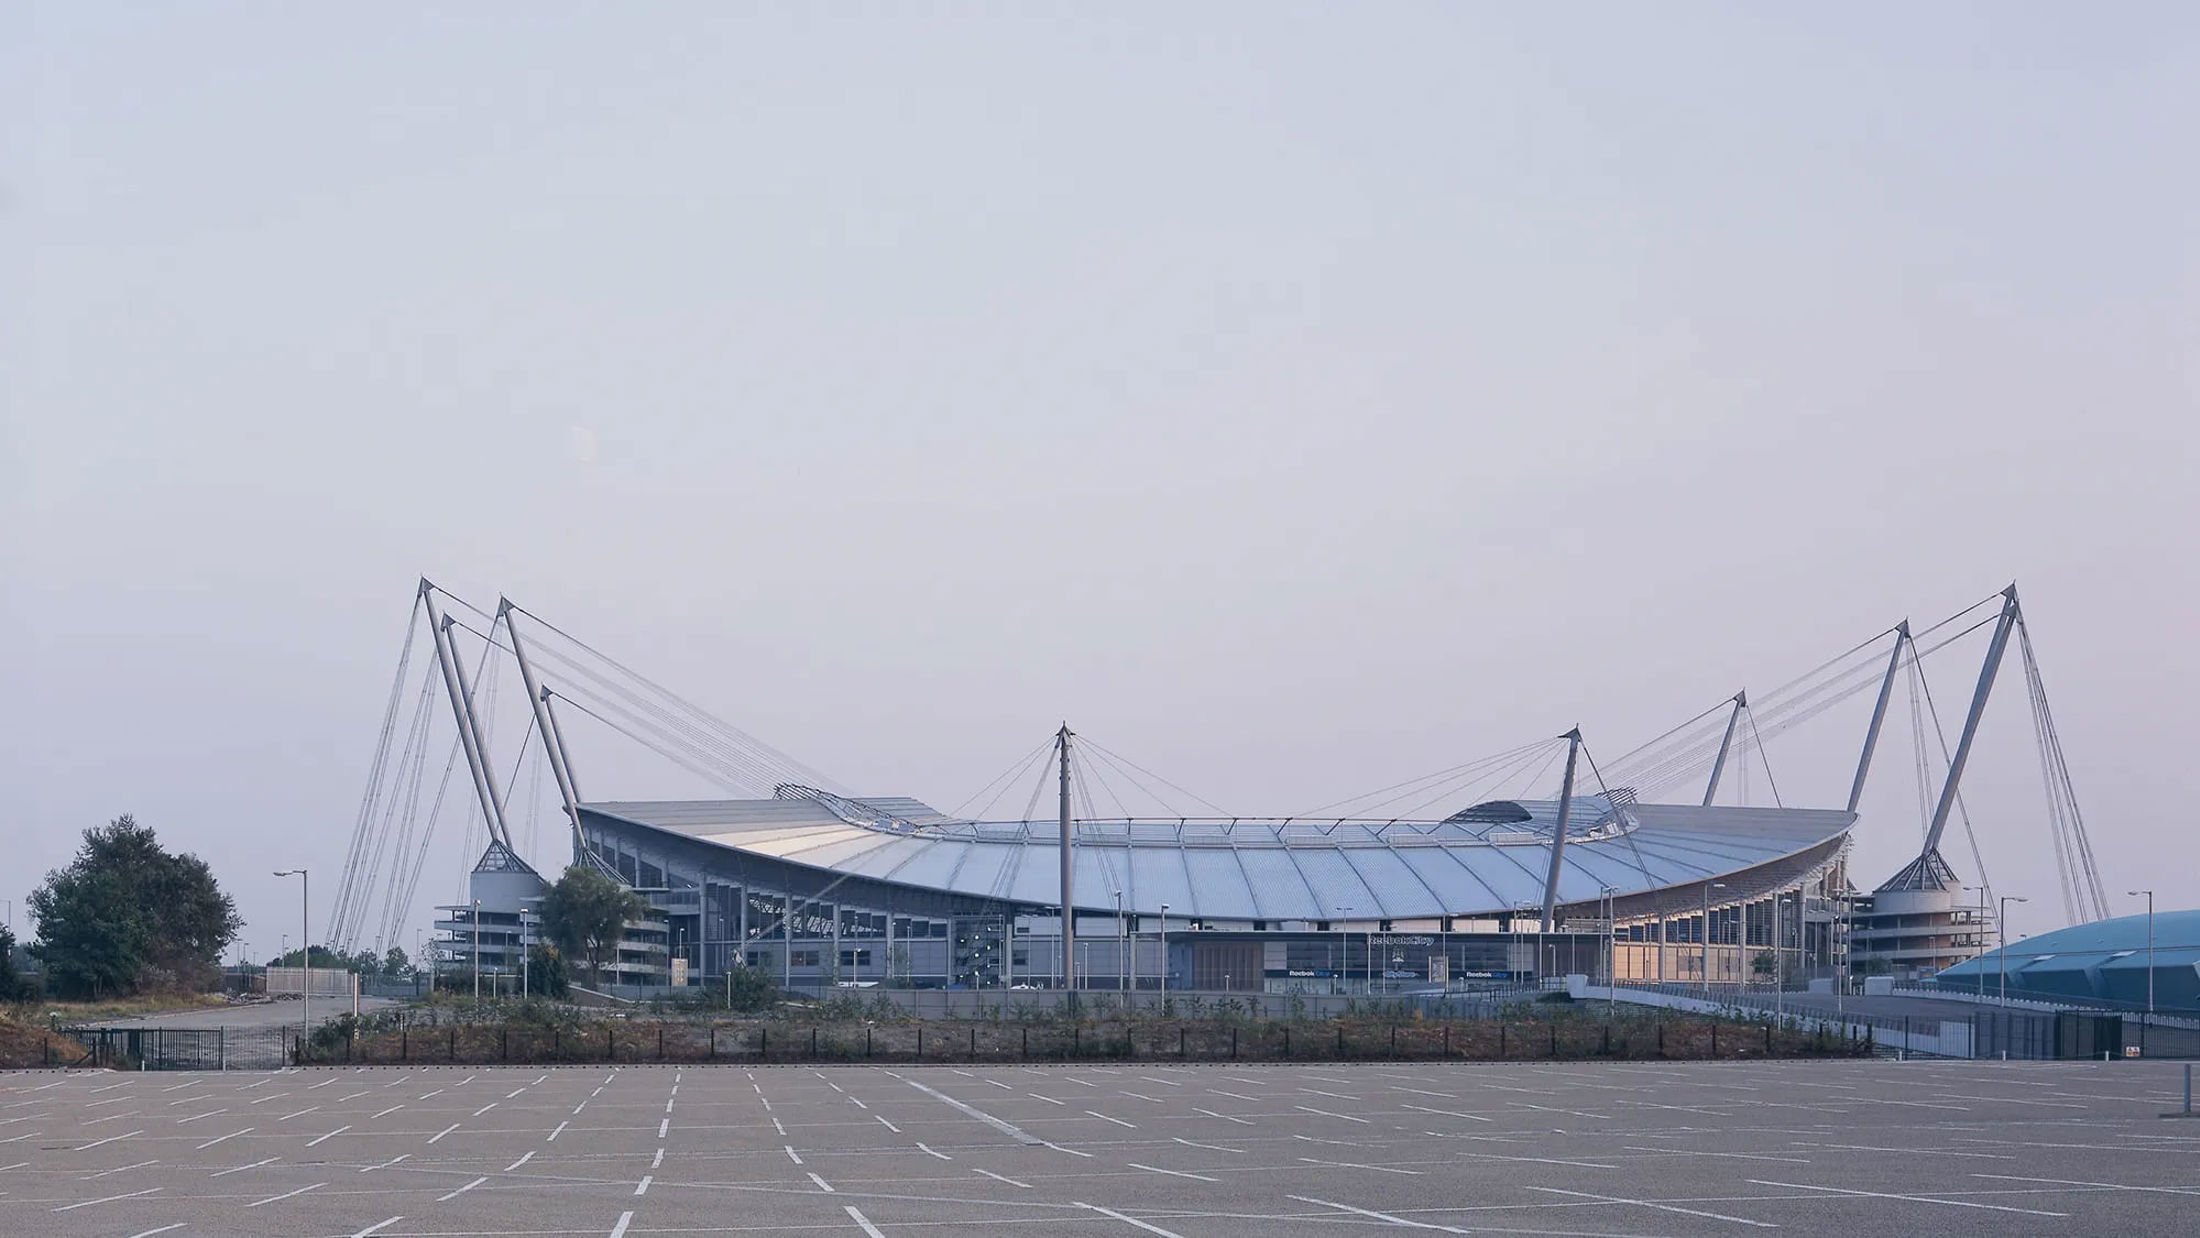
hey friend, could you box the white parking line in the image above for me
[1529,1185,1777,1227]
[55,1187,163,1213]
[349,1219,404,1238]
[844,1205,887,1237]
[1129,1161,1217,1182]
[547,1121,568,1141]
[507,1151,536,1171]
[1085,1110,1136,1128]
[209,1157,278,1177]
[609,1212,634,1238]
[245,1182,325,1208]
[124,1226,187,1238]
[1300,1156,1419,1176]
[1076,1202,1185,1236]
[635,1174,654,1196]
[1748,1179,2067,1217]
[974,1167,1032,1188]
[1290,1194,1468,1232]
[307,1125,351,1147]
[807,1171,833,1192]
[437,1175,488,1202]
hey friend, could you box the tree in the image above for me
[29,816,241,998]
[538,866,648,986]
[525,943,569,997]
[1751,951,1778,979]
[381,946,412,980]
[0,926,35,1002]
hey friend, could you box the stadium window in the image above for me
[1252,920,1268,932]
[1379,919,1394,932]
[839,949,872,969]
[789,949,821,968]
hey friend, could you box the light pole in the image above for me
[1997,895,2027,1003]
[1335,906,1353,996]
[2130,889,2155,1053]
[273,869,309,1054]
[1701,881,1725,995]
[1775,895,1793,1022]
[1599,885,1618,1021]
[1157,903,1170,1001]
[472,898,482,1002]
[1114,892,1124,994]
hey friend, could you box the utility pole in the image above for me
[1998,895,2027,1003]
[1057,725,1075,993]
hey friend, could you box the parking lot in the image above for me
[2,1057,2195,1236]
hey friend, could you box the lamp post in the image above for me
[1997,895,2027,1003]
[1157,903,1170,1001]
[472,898,482,1002]
[273,869,309,1054]
[1776,895,1793,1022]
[1701,881,1726,995]
[1114,892,1124,994]
[1599,885,1619,1021]
[2130,889,2155,1053]
[1334,906,1353,997]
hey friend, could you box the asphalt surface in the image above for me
[3,1057,2196,1236]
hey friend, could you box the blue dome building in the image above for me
[1934,909,2200,1010]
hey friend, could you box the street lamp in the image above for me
[1775,896,1794,1022]
[1334,906,1353,997]
[1114,892,1124,995]
[1997,895,2028,1003]
[273,869,309,1053]
[472,898,482,1002]
[1701,881,1726,995]
[2130,889,2156,1053]
[1599,885,1619,1021]
[1157,903,1171,1001]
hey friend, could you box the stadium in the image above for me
[321,582,2108,1002]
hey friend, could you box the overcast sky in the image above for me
[4,5,2195,959]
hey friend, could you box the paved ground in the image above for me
[3,1058,2196,1237]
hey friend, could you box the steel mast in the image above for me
[1701,692,1747,806]
[499,598,586,862]
[1921,586,2021,858]
[420,579,511,849]
[1846,621,1911,813]
[1539,728,1584,933]
[1058,724,1075,993]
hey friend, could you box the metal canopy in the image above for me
[579,794,1854,923]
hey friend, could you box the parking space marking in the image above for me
[1748,1178,2068,1217]
[1529,1185,1778,1227]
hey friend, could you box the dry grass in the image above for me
[0,1012,87,1069]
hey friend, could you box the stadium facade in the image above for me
[442,786,1855,995]
[402,583,2100,998]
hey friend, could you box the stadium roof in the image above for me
[578,794,1855,921]
[1939,910,2200,982]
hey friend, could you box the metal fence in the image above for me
[56,1026,293,1071]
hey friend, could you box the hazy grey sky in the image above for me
[4,5,2196,956]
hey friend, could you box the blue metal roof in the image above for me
[1938,910,2200,982]
[580,793,1855,921]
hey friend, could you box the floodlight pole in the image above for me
[1057,725,1075,993]
[1702,693,1746,806]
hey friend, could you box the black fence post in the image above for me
[1180,1025,1187,1058]
[818,1027,825,1060]
[1231,1027,1238,1060]
[658,1028,665,1061]
[1498,1024,1505,1057]
[1284,1026,1291,1058]
[967,1027,975,1061]
[607,1027,615,1061]
[1548,1022,1557,1057]
[710,1026,717,1060]
[1336,1025,1344,1058]
[912,1027,919,1059]
[1391,1026,1398,1057]
[1710,1021,1718,1058]
[762,1027,770,1060]
[1022,1028,1028,1059]
[866,1027,873,1059]
[1764,1024,1772,1055]
[402,1028,408,1060]
[449,1027,457,1063]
